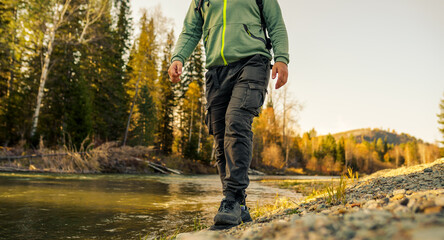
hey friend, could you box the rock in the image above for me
[393,205,409,213]
[320,209,332,215]
[423,206,443,214]
[316,204,327,211]
[336,208,347,214]
[364,200,379,209]
[391,194,406,201]
[423,168,433,173]
[399,197,409,206]
[421,200,436,210]
[364,194,373,199]
[350,203,361,208]
[393,189,406,195]
[385,202,399,211]
[434,196,444,206]
[380,198,390,205]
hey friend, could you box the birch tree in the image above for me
[30,0,108,137]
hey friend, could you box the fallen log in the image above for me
[132,157,182,175]
[248,168,266,176]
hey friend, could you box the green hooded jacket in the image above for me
[171,0,289,68]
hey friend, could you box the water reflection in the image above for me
[0,173,301,239]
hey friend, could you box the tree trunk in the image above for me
[30,0,72,137]
[197,94,203,154]
[123,69,144,146]
[30,25,56,137]
[7,7,18,99]
[189,98,194,143]
[283,86,287,167]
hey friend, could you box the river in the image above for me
[0,172,318,239]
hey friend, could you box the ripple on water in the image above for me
[0,173,307,239]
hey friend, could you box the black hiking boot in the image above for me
[240,204,253,223]
[212,198,242,227]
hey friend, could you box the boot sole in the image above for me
[209,224,239,231]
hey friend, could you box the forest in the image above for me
[0,0,442,175]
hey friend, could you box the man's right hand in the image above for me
[168,61,183,83]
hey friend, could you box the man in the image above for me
[168,0,289,228]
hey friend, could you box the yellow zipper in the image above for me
[220,0,228,65]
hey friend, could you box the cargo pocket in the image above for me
[240,82,266,117]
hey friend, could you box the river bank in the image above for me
[176,158,444,240]
[0,144,217,174]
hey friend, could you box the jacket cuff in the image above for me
[171,56,185,65]
[275,56,289,65]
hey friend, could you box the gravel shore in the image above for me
[177,158,444,240]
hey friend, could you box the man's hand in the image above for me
[168,61,183,83]
[272,62,288,89]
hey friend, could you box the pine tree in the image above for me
[131,85,156,145]
[86,0,129,142]
[115,0,132,59]
[124,13,158,146]
[0,0,13,99]
[0,0,17,144]
[155,30,175,153]
[336,137,346,166]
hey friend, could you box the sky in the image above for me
[131,0,444,144]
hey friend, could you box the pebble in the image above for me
[435,196,444,206]
[391,194,406,201]
[393,189,406,195]
[423,206,442,214]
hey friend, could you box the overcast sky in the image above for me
[131,0,444,144]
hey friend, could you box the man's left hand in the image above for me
[272,62,288,89]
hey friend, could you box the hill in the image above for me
[328,128,423,145]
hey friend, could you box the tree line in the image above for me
[252,118,440,174]
[1,1,442,174]
[0,1,213,161]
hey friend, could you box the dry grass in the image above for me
[1,140,216,174]
[284,167,306,175]
[310,168,359,205]
[1,141,156,173]
[250,193,299,219]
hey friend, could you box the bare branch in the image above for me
[78,0,109,44]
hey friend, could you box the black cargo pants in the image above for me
[205,54,270,202]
